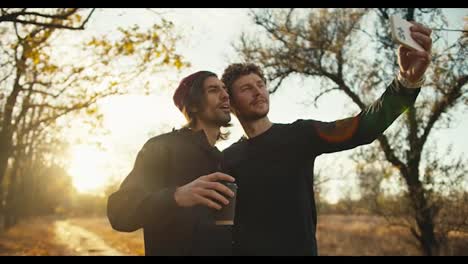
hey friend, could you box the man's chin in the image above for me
[216,115,231,127]
[248,109,269,120]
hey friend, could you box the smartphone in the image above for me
[390,15,425,52]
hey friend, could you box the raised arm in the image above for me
[309,21,432,155]
[312,78,419,155]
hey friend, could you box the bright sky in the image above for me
[65,8,467,202]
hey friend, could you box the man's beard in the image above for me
[241,108,269,122]
[203,111,231,127]
[215,114,231,127]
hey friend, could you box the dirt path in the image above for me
[54,220,125,256]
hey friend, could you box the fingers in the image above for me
[192,172,235,209]
[410,22,432,36]
[398,46,412,64]
[203,181,235,198]
[198,188,230,206]
[399,46,412,56]
[410,31,432,52]
[399,46,430,61]
[194,194,222,210]
[202,172,235,183]
[406,50,431,62]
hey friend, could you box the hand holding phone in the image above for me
[390,15,425,52]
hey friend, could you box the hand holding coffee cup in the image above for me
[214,181,238,226]
[174,172,235,210]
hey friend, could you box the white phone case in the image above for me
[390,15,425,52]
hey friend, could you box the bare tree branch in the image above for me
[313,87,340,107]
[418,75,468,151]
[269,69,293,94]
[17,90,118,139]
[0,8,78,22]
[432,28,468,33]
[0,8,95,31]
[12,19,84,30]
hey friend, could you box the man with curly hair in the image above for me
[221,22,432,255]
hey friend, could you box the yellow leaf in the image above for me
[43,64,58,73]
[174,57,183,69]
[143,52,151,63]
[86,108,97,115]
[152,32,160,42]
[75,14,82,23]
[29,49,40,65]
[123,42,134,55]
[88,38,98,46]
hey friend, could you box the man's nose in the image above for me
[253,85,263,95]
[221,88,229,101]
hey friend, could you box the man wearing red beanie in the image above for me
[107,71,235,255]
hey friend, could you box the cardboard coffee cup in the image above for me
[214,182,237,225]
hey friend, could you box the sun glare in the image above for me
[68,145,109,194]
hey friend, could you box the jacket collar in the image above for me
[176,127,223,163]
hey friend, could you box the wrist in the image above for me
[174,187,183,207]
[397,71,425,89]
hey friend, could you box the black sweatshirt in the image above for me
[222,78,420,256]
[108,128,232,256]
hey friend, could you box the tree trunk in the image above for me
[414,202,439,255]
[0,136,12,189]
[0,44,27,188]
[4,157,20,230]
[406,168,440,255]
[4,178,17,230]
[0,76,21,188]
[0,183,4,231]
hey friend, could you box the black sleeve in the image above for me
[293,78,420,156]
[107,138,178,232]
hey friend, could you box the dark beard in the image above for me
[215,115,231,127]
[242,111,268,122]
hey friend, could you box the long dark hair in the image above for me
[181,71,230,141]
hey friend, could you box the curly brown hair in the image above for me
[221,63,267,96]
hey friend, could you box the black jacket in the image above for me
[107,128,232,256]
